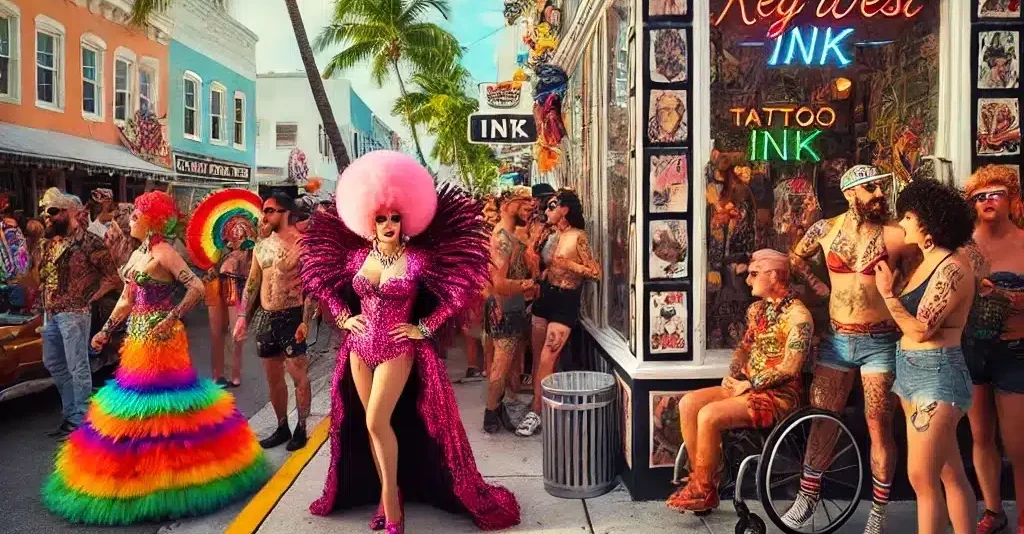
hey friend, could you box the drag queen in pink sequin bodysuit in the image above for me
[301,151,520,533]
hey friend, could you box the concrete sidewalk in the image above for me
[170,343,1019,533]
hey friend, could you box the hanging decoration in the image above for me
[118,108,171,168]
[287,148,309,182]
[185,188,262,271]
[518,0,566,173]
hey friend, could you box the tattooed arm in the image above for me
[99,278,136,335]
[239,243,264,322]
[751,307,813,391]
[881,260,969,343]
[727,304,759,380]
[489,229,529,296]
[152,242,204,320]
[789,218,834,297]
[563,232,602,280]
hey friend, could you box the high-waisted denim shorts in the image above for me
[892,346,973,411]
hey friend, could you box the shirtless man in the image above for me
[233,193,317,451]
[783,165,914,533]
[517,189,601,437]
[483,186,536,434]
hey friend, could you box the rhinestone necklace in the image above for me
[372,243,406,269]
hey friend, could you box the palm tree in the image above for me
[129,0,352,171]
[315,0,462,167]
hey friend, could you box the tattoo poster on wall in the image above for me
[650,29,688,84]
[977,98,1022,156]
[649,219,688,279]
[649,291,688,353]
[648,0,687,17]
[650,153,689,213]
[616,373,633,469]
[978,31,1021,89]
[649,391,687,468]
[979,0,1022,18]
[648,90,688,144]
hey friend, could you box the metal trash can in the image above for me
[541,371,619,499]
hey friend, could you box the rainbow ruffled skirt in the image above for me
[42,315,270,525]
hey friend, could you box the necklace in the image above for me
[372,242,405,269]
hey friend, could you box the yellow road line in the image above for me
[225,417,332,534]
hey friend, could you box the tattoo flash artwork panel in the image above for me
[649,291,688,354]
[649,219,688,279]
[616,373,633,469]
[650,29,688,84]
[650,153,689,213]
[650,391,688,468]
[648,90,688,144]
[979,0,1022,18]
[977,98,1022,156]
[648,0,687,17]
[978,31,1021,89]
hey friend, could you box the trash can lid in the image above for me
[541,371,615,395]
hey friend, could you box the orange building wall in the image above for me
[0,0,169,145]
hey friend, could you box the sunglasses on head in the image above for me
[263,207,287,215]
[375,214,402,224]
[45,207,65,217]
[971,190,1008,203]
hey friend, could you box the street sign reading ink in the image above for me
[467,114,538,145]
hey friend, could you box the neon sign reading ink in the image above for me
[749,129,823,162]
[712,0,924,40]
[767,26,854,67]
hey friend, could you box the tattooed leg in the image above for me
[286,355,311,425]
[862,373,897,490]
[530,324,571,413]
[803,366,856,470]
[487,339,519,410]
[679,386,731,474]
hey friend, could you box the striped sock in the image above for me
[871,477,892,507]
[798,465,824,500]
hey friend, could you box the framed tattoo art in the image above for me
[649,219,688,279]
[649,152,689,213]
[647,89,688,144]
[649,290,688,354]
[649,391,688,468]
[977,98,1022,156]
[979,31,1020,89]
[646,0,689,21]
[979,0,1022,19]
[649,28,688,84]
[616,373,633,469]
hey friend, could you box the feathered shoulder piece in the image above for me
[300,210,370,309]
[409,184,490,333]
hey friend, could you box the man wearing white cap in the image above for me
[783,165,914,534]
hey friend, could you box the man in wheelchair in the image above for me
[668,249,813,513]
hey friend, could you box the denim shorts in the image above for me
[892,346,973,411]
[963,337,1024,394]
[818,331,899,374]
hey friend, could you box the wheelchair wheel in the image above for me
[757,407,863,534]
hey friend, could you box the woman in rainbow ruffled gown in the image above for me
[42,191,269,525]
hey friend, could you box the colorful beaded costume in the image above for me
[41,271,269,525]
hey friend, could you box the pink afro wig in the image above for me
[336,150,437,238]
[134,190,184,240]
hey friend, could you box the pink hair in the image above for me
[336,150,438,238]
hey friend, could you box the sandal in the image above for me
[214,377,230,388]
[228,379,242,388]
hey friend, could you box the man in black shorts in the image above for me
[234,193,316,451]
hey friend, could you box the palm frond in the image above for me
[372,55,393,86]
[402,23,462,69]
[400,0,452,24]
[322,41,380,79]
[314,22,386,52]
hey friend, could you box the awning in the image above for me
[0,121,174,179]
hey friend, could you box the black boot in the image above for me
[260,422,292,449]
[483,408,501,434]
[286,422,308,451]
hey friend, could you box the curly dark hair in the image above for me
[555,189,585,230]
[895,179,975,251]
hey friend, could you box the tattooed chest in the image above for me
[830,283,884,315]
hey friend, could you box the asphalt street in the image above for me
[0,307,337,534]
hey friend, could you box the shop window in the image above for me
[604,0,632,339]
[703,1,942,350]
[35,15,65,111]
[210,82,226,144]
[183,71,202,141]
[138,63,156,114]
[276,123,298,148]
[233,91,245,148]
[0,1,20,103]
[80,33,105,121]
[113,48,136,123]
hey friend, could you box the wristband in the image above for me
[417,321,434,339]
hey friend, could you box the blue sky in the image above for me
[443,0,506,84]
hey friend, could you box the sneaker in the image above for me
[286,423,308,451]
[863,504,888,534]
[977,509,1008,534]
[666,479,720,513]
[260,423,292,449]
[516,411,541,437]
[47,420,77,438]
[781,493,819,528]
[483,408,502,434]
[464,367,483,381]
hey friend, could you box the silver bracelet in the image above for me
[417,321,434,339]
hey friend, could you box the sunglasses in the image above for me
[263,207,287,215]
[375,214,402,224]
[45,207,65,217]
[545,202,559,211]
[971,190,1008,203]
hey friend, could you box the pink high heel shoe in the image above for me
[384,518,404,534]
[370,490,403,531]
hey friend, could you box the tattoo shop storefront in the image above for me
[166,153,254,215]
[550,0,1001,500]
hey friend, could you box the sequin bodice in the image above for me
[131,271,176,312]
[350,274,419,367]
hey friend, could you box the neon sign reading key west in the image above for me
[712,0,924,40]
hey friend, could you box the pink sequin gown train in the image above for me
[300,186,520,531]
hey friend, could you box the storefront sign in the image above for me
[712,0,924,39]
[730,105,837,128]
[767,26,854,67]
[468,114,538,145]
[748,129,823,162]
[173,154,251,181]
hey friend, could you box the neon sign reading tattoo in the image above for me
[731,105,837,128]
[767,26,854,67]
[749,130,823,162]
[712,0,924,40]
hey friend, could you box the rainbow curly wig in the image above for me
[965,164,1023,225]
[134,191,184,239]
[336,150,437,238]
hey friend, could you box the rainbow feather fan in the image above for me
[185,189,262,271]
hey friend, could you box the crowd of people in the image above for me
[668,163,1024,534]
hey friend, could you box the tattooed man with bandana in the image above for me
[783,166,916,534]
[667,249,811,513]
